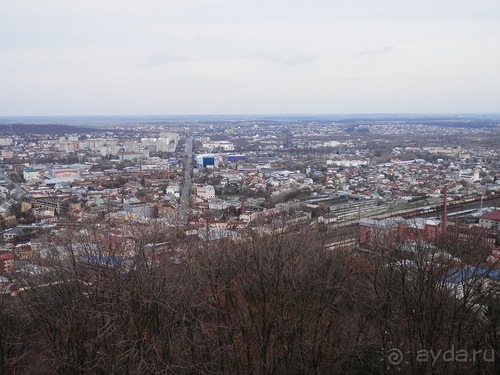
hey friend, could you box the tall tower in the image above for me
[240,196,245,215]
[442,185,448,236]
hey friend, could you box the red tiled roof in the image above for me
[0,253,14,261]
[481,210,500,222]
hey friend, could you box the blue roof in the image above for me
[443,266,500,284]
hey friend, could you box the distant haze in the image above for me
[1,0,499,116]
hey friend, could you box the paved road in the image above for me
[177,137,193,225]
[0,172,28,193]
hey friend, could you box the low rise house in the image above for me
[196,185,216,200]
[479,210,500,230]
[3,227,24,242]
[0,251,14,274]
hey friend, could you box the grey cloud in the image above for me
[352,46,395,58]
[180,76,213,86]
[268,53,317,65]
[139,54,190,67]
[251,52,317,66]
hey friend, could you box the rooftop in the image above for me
[481,210,500,222]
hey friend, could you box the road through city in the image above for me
[177,137,193,225]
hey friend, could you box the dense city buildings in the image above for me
[0,116,497,255]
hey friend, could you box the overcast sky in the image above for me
[1,0,499,115]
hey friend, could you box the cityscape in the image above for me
[2,0,500,372]
[0,114,499,372]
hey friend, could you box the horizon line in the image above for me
[1,112,500,118]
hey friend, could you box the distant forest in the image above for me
[0,124,101,136]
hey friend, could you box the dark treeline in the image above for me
[0,226,499,374]
[0,124,101,136]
